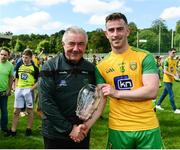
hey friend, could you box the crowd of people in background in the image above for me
[0,47,54,137]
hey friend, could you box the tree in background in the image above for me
[49,35,56,54]
[50,30,64,54]
[151,19,171,53]
[36,40,50,54]
[138,29,157,53]
[128,22,138,47]
[174,20,180,52]
[1,19,179,54]
[14,39,26,52]
[88,28,110,53]
[176,20,180,34]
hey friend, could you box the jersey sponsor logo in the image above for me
[106,67,115,73]
[170,66,174,72]
[130,62,137,71]
[114,75,133,90]
[59,80,67,87]
[21,73,28,80]
[118,62,125,73]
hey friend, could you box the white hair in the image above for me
[62,26,88,44]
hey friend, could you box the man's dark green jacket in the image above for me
[38,53,95,140]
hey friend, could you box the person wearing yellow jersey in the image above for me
[156,48,180,113]
[94,12,163,149]
[32,50,43,68]
[6,48,39,137]
[32,55,39,68]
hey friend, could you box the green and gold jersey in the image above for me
[96,46,159,131]
[16,64,37,88]
[163,57,177,83]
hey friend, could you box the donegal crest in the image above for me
[118,62,125,73]
[130,62,137,71]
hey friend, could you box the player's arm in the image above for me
[80,68,107,135]
[83,85,107,131]
[6,75,14,96]
[163,59,178,78]
[164,67,176,78]
[31,82,38,91]
[31,65,39,91]
[164,69,179,79]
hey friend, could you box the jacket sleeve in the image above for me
[38,61,73,135]
[33,65,39,82]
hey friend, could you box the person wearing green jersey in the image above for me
[0,47,14,134]
[84,12,163,149]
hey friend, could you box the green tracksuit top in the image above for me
[38,53,96,140]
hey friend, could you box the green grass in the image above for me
[155,81,180,149]
[1,81,180,149]
[0,92,44,148]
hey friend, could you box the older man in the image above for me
[38,26,96,149]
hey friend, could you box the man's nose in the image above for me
[112,29,119,36]
[72,44,80,51]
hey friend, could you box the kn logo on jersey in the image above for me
[114,75,133,90]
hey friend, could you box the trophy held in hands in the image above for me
[76,84,102,121]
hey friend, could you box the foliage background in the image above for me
[1,19,180,54]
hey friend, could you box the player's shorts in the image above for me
[14,88,34,109]
[107,127,164,149]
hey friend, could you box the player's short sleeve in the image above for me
[10,63,14,76]
[142,53,158,74]
[95,67,106,84]
[163,59,168,69]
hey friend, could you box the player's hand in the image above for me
[100,84,118,98]
[69,124,87,142]
[174,75,179,80]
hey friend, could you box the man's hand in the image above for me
[69,124,88,142]
[6,89,11,96]
[101,84,118,98]
[174,75,180,82]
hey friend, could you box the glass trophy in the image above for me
[76,84,102,121]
